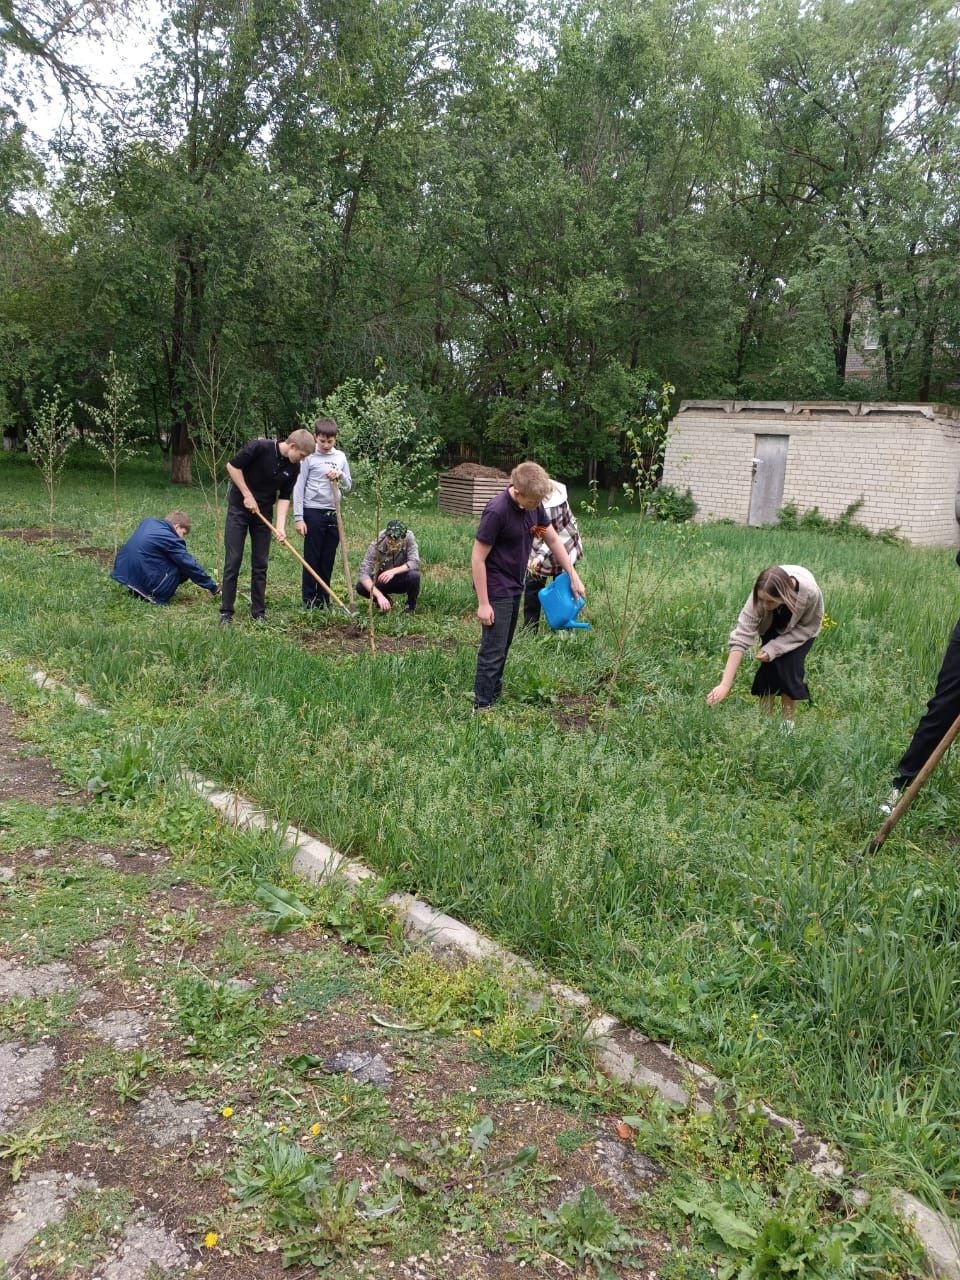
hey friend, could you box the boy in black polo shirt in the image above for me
[220,429,315,625]
[471,461,585,710]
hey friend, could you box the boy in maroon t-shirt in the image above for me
[471,461,585,710]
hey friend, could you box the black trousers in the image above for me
[357,570,421,612]
[302,508,339,606]
[474,595,521,708]
[221,505,271,619]
[895,617,960,786]
[523,570,557,629]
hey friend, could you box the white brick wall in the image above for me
[661,403,960,547]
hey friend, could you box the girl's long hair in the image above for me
[752,565,798,613]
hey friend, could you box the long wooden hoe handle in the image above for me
[867,709,960,853]
[331,479,356,608]
[250,508,354,617]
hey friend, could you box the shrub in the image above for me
[645,484,697,523]
[776,498,901,544]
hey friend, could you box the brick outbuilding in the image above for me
[661,400,960,547]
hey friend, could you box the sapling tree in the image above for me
[318,370,438,653]
[87,352,143,550]
[191,341,241,530]
[25,386,74,538]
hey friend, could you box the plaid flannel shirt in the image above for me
[527,484,583,576]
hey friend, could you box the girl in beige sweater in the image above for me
[707,565,824,723]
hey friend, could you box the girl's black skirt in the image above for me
[750,606,814,701]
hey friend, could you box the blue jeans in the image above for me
[302,509,339,606]
[474,595,521,708]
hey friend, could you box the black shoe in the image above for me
[252,614,266,624]
[219,614,232,628]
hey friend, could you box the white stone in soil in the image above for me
[135,1088,211,1147]
[101,1218,189,1279]
[325,1050,392,1087]
[593,1138,663,1202]
[0,1170,96,1264]
[0,1042,56,1133]
[88,1010,149,1051]
[0,960,78,1000]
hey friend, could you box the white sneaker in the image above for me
[879,787,902,816]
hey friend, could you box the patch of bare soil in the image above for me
[303,623,456,655]
[555,693,596,730]
[0,527,84,543]
[0,705,79,806]
[74,546,115,565]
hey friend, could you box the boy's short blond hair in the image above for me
[165,511,191,533]
[286,428,316,455]
[510,461,552,500]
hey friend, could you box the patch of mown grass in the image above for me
[0,798,129,851]
[2,457,960,1211]
[0,859,149,961]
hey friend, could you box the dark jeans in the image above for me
[474,595,521,708]
[302,508,339,606]
[357,570,421,612]
[221,505,272,619]
[895,616,960,786]
[523,570,557,629]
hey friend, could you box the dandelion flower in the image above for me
[203,1232,218,1249]
[310,1122,321,1136]
[470,1028,482,1038]
[221,1106,234,1118]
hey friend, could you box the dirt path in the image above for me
[0,704,674,1279]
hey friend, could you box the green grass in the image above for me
[2,448,960,1212]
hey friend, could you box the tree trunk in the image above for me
[171,451,193,484]
[167,235,205,485]
[832,285,856,382]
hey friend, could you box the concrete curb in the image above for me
[25,668,960,1277]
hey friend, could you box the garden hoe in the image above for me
[331,477,355,608]
[866,709,960,854]
[250,508,354,617]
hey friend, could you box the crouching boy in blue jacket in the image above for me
[111,511,219,605]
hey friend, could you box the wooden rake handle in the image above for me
[250,508,354,617]
[331,479,356,608]
[868,709,960,853]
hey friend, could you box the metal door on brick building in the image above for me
[748,435,789,525]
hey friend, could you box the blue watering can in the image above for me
[538,571,589,631]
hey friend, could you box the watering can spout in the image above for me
[538,571,589,631]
